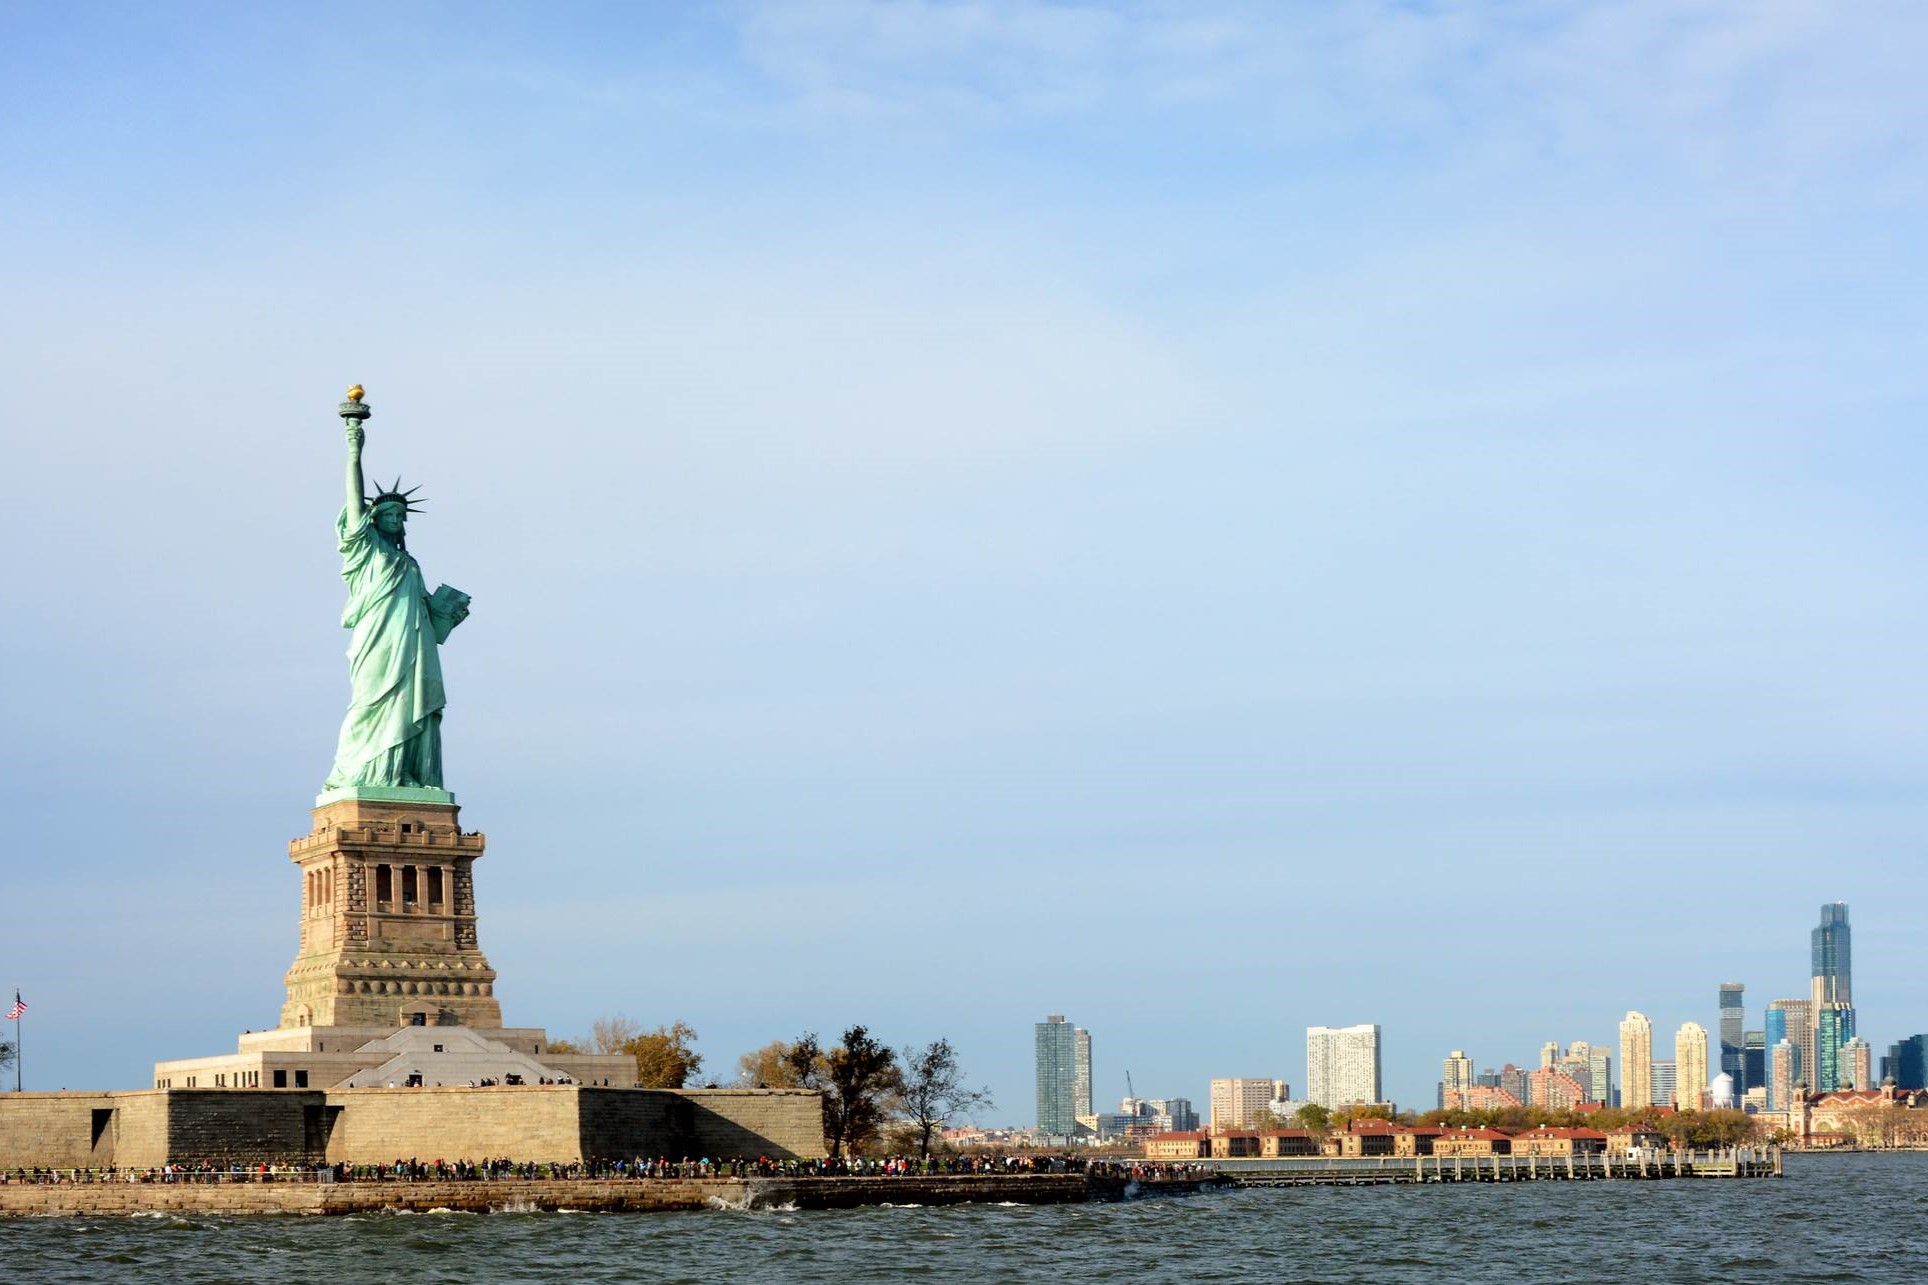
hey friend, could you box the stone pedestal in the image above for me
[279,792,502,1029]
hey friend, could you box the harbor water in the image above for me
[3,1152,1919,1282]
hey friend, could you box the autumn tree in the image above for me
[625,1021,704,1088]
[893,1039,993,1160]
[556,1013,703,1087]
[738,1039,810,1088]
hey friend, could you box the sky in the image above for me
[3,1,1926,1119]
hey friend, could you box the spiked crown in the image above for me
[366,477,427,514]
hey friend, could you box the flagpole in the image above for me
[12,990,19,1094]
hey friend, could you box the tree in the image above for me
[1293,1103,1332,1131]
[589,1014,645,1055]
[555,1013,703,1087]
[894,1039,994,1160]
[738,1039,810,1088]
[626,1021,704,1089]
[0,1040,12,1074]
[780,1027,901,1158]
[823,1027,901,1158]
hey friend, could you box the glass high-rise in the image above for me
[1649,1059,1678,1109]
[1742,1030,1765,1095]
[1766,999,1812,1095]
[1811,903,1852,1004]
[1810,903,1854,1090]
[1034,1015,1085,1136]
[1718,984,1745,1090]
[1815,1004,1856,1092]
[1883,1035,1927,1090]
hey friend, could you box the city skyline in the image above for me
[6,4,1928,1120]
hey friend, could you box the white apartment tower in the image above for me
[1307,1024,1382,1109]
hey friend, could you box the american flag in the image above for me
[5,993,23,1020]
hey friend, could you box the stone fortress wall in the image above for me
[0,1086,826,1169]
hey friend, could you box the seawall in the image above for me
[0,1173,1132,1217]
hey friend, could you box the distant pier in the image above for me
[1206,1147,1781,1186]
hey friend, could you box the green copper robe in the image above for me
[324,506,445,789]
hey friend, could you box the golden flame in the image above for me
[346,384,365,403]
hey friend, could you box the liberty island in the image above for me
[0,389,823,1177]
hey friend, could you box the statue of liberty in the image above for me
[324,388,470,793]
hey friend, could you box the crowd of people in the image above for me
[2,1154,1213,1186]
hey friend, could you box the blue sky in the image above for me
[3,1,1925,1116]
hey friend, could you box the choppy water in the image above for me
[3,1153,1921,1283]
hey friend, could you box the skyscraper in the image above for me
[1770,1039,1797,1111]
[1718,984,1745,1090]
[1587,1047,1614,1107]
[1034,1015,1083,1136]
[1539,1040,1559,1069]
[1842,1038,1872,1092]
[1811,902,1852,1005]
[1440,1050,1475,1109]
[1306,1024,1382,1108]
[1620,1012,1654,1109]
[1676,1022,1709,1112]
[1815,1004,1856,1092]
[1810,903,1854,1089]
[1766,999,1812,1094]
[1883,1035,1927,1090]
[1649,1059,1678,1109]
[1742,1030,1766,1095]
[1210,1078,1281,1130]
[1073,1027,1093,1120]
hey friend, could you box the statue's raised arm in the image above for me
[345,424,366,520]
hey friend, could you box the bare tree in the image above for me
[894,1039,993,1161]
[550,1014,702,1087]
[589,1013,645,1054]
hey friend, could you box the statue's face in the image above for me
[373,502,407,537]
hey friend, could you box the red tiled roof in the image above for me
[1258,1129,1313,1138]
[1437,1128,1511,1140]
[1149,1131,1208,1141]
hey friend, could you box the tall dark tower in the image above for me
[1718,983,1746,1090]
[1810,902,1855,1090]
[1812,902,1852,1005]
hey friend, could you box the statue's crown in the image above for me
[367,477,427,513]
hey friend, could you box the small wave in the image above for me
[491,1201,539,1214]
